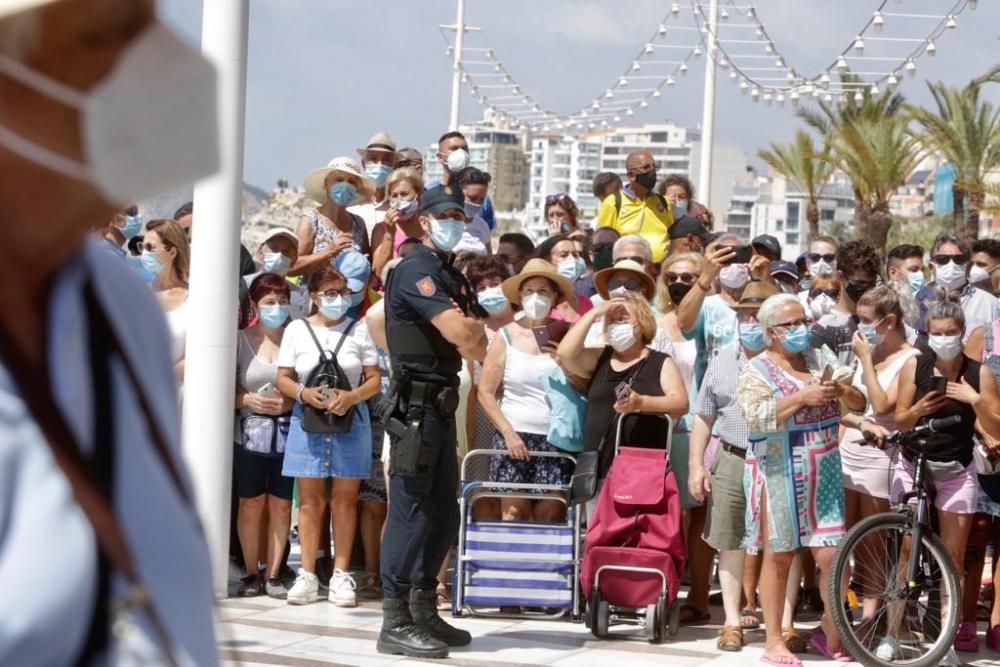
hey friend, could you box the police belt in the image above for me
[396,375,460,415]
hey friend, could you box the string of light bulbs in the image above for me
[691,0,974,107]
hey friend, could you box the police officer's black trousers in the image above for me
[380,404,460,599]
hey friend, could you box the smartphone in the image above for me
[547,320,570,344]
[930,376,948,394]
[614,381,631,402]
[721,245,753,265]
[257,382,279,397]
[821,366,834,383]
[531,325,550,350]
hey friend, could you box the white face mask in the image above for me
[446,148,470,172]
[521,292,552,320]
[969,264,991,284]
[719,263,750,290]
[928,334,963,361]
[0,23,219,204]
[607,322,638,352]
[934,260,967,291]
[809,293,836,320]
[810,259,836,276]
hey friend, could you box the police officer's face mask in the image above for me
[427,214,466,252]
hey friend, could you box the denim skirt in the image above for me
[282,401,372,479]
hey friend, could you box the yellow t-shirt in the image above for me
[596,188,673,263]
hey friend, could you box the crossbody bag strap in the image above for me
[304,320,333,363]
[331,318,358,358]
[0,284,180,666]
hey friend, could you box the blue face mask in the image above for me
[429,216,465,252]
[391,197,419,216]
[262,252,291,275]
[858,319,885,346]
[140,249,165,275]
[350,290,364,307]
[366,163,392,187]
[328,182,358,207]
[121,214,143,239]
[739,323,768,351]
[779,324,812,353]
[259,304,289,329]
[908,271,926,293]
[557,256,583,282]
[478,286,508,314]
[672,200,688,219]
[464,201,483,219]
[319,295,350,320]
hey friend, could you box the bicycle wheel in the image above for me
[829,512,961,667]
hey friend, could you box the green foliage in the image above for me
[886,214,953,251]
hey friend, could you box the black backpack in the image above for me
[301,319,357,434]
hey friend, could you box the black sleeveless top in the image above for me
[584,349,671,476]
[913,352,980,466]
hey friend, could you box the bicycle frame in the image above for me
[892,437,933,599]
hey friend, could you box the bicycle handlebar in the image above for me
[885,415,962,444]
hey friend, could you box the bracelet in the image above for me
[696,280,713,291]
[296,383,305,402]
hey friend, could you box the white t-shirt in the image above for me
[453,215,492,256]
[277,318,377,387]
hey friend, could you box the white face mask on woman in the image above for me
[928,334,963,361]
[0,23,219,204]
[521,293,552,320]
[607,322,637,352]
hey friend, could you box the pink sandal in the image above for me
[810,633,853,662]
[987,625,1000,652]
[954,621,979,652]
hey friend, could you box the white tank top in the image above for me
[164,299,188,363]
[498,326,556,436]
[852,347,920,431]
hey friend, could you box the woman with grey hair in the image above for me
[737,293,866,663]
[882,293,1000,662]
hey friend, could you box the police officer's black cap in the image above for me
[668,215,712,240]
[420,184,465,217]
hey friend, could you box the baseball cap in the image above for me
[668,215,713,241]
[261,228,298,247]
[752,234,782,259]
[335,251,372,293]
[770,260,799,280]
[419,184,465,217]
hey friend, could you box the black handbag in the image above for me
[301,319,358,434]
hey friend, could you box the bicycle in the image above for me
[828,415,963,667]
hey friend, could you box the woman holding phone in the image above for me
[886,295,1000,663]
[478,259,577,525]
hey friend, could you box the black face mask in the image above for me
[634,170,657,191]
[845,281,876,303]
[667,282,692,305]
[592,244,614,271]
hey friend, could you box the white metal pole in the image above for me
[697,0,719,212]
[184,0,249,597]
[448,0,466,130]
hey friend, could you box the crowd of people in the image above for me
[97,127,1000,666]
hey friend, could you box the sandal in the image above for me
[741,608,761,630]
[810,633,853,662]
[781,627,808,654]
[679,603,711,625]
[717,625,743,652]
[436,584,452,611]
[759,655,802,667]
[356,572,382,600]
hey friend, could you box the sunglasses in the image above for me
[664,271,696,285]
[546,193,570,204]
[608,277,644,292]
[809,288,839,300]
[807,253,837,264]
[932,254,968,266]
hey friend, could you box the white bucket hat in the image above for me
[0,0,56,18]
[303,156,375,206]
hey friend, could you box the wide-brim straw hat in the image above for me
[0,0,56,17]
[356,131,399,159]
[502,258,575,307]
[593,259,655,300]
[303,156,376,206]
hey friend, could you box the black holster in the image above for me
[384,376,459,476]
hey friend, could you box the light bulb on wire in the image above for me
[905,59,917,76]
[872,11,884,33]
[671,2,680,15]
[632,61,641,71]
[926,39,936,56]
[836,55,848,71]
[946,15,957,29]
[645,43,654,54]
[853,36,865,53]
[658,24,667,36]
[680,63,689,75]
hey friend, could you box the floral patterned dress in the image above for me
[737,350,846,554]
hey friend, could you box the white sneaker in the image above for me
[940,647,960,666]
[286,569,320,605]
[875,636,900,661]
[329,569,357,607]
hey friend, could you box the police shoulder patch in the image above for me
[417,277,436,296]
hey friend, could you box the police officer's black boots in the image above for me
[376,597,449,658]
[409,588,472,647]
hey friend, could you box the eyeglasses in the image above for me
[772,319,808,330]
[807,253,837,264]
[932,254,968,266]
[319,289,354,298]
[608,277,644,292]
[809,288,839,300]
[664,271,696,285]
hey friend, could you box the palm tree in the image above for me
[909,81,1000,242]
[797,76,913,252]
[758,131,835,242]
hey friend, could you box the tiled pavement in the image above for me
[215,592,1000,667]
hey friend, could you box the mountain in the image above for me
[137,182,267,223]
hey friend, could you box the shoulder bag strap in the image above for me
[331,318,358,358]
[304,321,333,363]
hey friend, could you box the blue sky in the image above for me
[160,0,1000,192]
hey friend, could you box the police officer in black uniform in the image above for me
[377,184,488,659]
